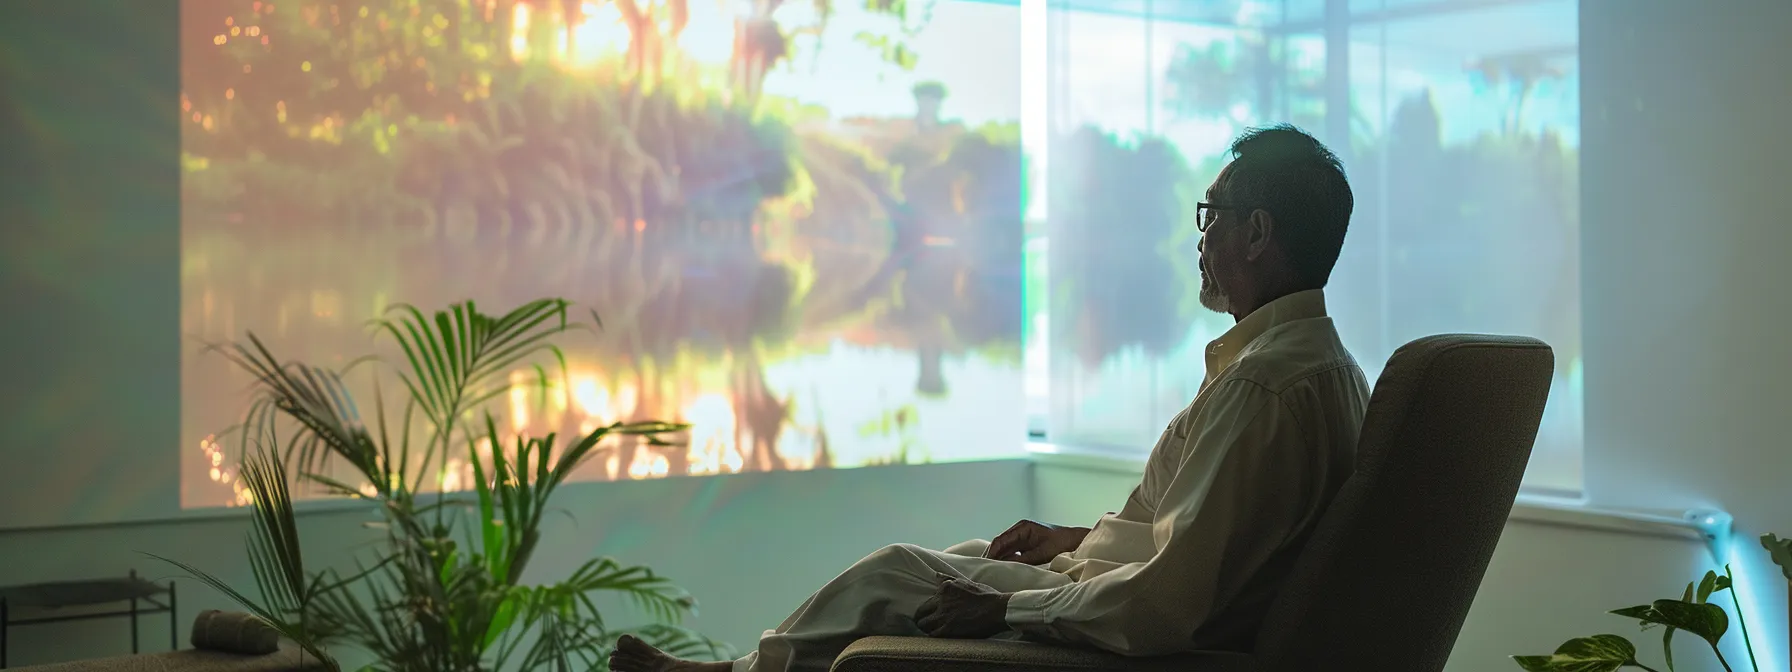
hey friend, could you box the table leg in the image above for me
[129,570,139,655]
[169,582,178,651]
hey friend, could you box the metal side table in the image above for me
[0,570,177,668]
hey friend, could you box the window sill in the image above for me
[1026,443,1706,542]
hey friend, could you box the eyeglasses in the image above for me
[1196,202,1234,233]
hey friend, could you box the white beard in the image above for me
[1199,273,1232,314]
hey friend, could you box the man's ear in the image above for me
[1245,209,1275,261]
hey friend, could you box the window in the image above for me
[1022,0,1583,493]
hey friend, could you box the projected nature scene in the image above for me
[179,0,1025,507]
[1038,0,1582,491]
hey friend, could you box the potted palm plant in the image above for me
[157,299,729,671]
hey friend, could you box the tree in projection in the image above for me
[835,81,1025,397]
[938,125,1025,375]
[877,124,1024,396]
[1358,86,1579,370]
[1047,127,1194,375]
[1461,54,1580,368]
[391,60,805,479]
[1163,32,1328,135]
[582,0,934,101]
[182,0,799,480]
[1465,51,1569,136]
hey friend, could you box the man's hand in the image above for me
[983,520,1090,565]
[915,573,1011,639]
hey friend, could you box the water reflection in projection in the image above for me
[179,0,1025,507]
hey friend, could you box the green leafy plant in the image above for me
[1512,563,1766,672]
[1764,534,1792,582]
[155,299,730,671]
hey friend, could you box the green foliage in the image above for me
[843,0,937,73]
[1162,35,1326,132]
[1513,634,1641,672]
[857,403,924,465]
[1763,534,1792,582]
[151,450,339,668]
[1513,566,1763,672]
[911,81,948,100]
[158,299,729,671]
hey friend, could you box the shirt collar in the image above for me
[1204,289,1329,382]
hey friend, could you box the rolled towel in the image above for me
[190,609,281,655]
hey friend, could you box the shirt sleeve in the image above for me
[1004,381,1316,656]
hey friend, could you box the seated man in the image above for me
[612,125,1371,672]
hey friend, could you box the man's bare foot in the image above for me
[610,634,733,672]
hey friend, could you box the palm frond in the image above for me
[208,335,383,494]
[179,299,719,671]
[369,299,575,437]
[147,554,341,670]
[629,623,736,662]
[146,446,338,670]
[562,557,698,625]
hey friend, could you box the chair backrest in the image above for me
[1250,334,1554,672]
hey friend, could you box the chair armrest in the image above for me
[831,636,1256,672]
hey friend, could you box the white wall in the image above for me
[0,0,183,530]
[1575,0,1792,667]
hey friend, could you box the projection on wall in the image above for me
[179,0,1026,508]
[1031,0,1583,493]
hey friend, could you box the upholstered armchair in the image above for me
[833,335,1555,672]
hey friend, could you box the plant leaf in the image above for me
[1696,571,1718,603]
[1659,578,1702,671]
[629,623,735,661]
[188,299,720,670]
[1662,624,1676,672]
[1764,534,1792,582]
[1652,600,1728,647]
[1512,655,1555,671]
[1611,600,1729,648]
[1510,634,1637,672]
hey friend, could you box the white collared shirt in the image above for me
[1006,289,1371,655]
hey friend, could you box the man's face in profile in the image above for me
[1198,164,1237,314]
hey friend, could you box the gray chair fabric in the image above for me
[833,334,1555,672]
[834,637,1255,672]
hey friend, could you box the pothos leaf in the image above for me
[1646,600,1728,647]
[1695,571,1718,603]
[1511,634,1638,672]
[1764,533,1792,582]
[1611,600,1729,648]
[1610,604,1654,625]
